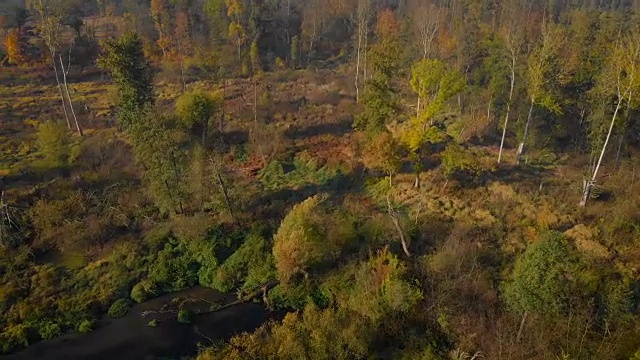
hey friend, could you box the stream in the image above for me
[1,287,271,360]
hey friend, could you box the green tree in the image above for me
[347,247,422,322]
[37,120,72,168]
[131,112,189,215]
[204,0,228,46]
[582,30,640,206]
[401,58,464,187]
[249,38,261,74]
[273,195,328,283]
[354,38,402,135]
[290,35,299,69]
[98,32,155,129]
[175,90,220,145]
[517,22,566,165]
[504,232,577,318]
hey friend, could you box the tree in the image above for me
[361,131,401,186]
[175,90,220,145]
[516,21,565,165]
[290,35,299,69]
[352,0,371,103]
[131,112,189,215]
[503,232,577,341]
[98,32,155,129]
[227,0,247,65]
[581,30,640,206]
[401,58,465,187]
[497,2,525,164]
[409,0,441,59]
[204,0,228,46]
[4,28,25,66]
[354,11,403,135]
[273,195,335,283]
[347,247,422,321]
[32,0,74,132]
[37,120,72,168]
[150,0,173,58]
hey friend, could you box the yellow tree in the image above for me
[581,31,640,206]
[150,0,173,58]
[4,28,25,66]
[226,0,246,63]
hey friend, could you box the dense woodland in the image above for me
[1,0,640,359]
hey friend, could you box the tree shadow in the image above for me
[247,169,365,221]
[285,118,353,139]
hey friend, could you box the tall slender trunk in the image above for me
[253,80,257,125]
[59,55,82,136]
[363,23,368,81]
[220,79,226,132]
[387,197,411,257]
[516,311,528,343]
[51,53,70,129]
[614,132,624,171]
[211,159,237,224]
[516,98,535,165]
[487,96,493,133]
[355,26,362,103]
[498,61,516,164]
[581,94,623,207]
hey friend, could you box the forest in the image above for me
[1,0,640,359]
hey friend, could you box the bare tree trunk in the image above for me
[498,61,516,164]
[221,79,226,132]
[581,95,623,207]
[355,26,362,103]
[387,197,411,257]
[59,55,82,136]
[487,96,493,133]
[614,132,624,171]
[211,159,237,224]
[516,98,535,165]
[253,79,257,125]
[51,53,71,129]
[516,311,528,343]
[363,23,368,81]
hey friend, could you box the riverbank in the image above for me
[1,287,271,360]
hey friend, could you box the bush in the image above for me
[177,308,192,324]
[37,321,61,340]
[77,319,93,333]
[108,298,132,318]
[131,280,156,303]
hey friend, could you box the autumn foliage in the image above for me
[4,28,25,66]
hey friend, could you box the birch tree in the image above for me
[516,21,565,165]
[32,0,71,130]
[409,0,440,59]
[497,3,525,164]
[581,32,640,207]
[352,0,371,103]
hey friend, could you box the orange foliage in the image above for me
[376,9,399,40]
[175,10,191,54]
[5,28,25,66]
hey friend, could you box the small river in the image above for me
[1,287,271,360]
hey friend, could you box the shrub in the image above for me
[177,308,192,324]
[108,298,132,318]
[77,319,93,333]
[37,321,61,340]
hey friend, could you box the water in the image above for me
[1,287,270,360]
